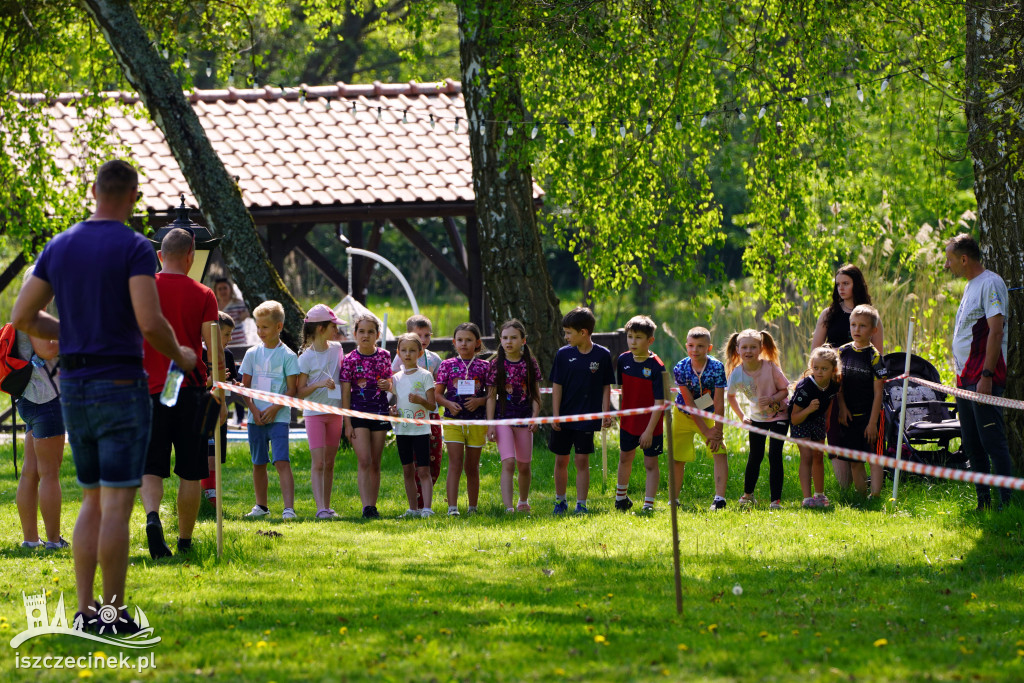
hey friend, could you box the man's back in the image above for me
[142,273,218,394]
[33,219,156,380]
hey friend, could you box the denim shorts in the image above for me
[248,422,291,465]
[60,378,151,489]
[16,396,65,440]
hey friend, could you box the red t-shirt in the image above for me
[142,273,219,394]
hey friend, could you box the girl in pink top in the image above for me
[725,329,790,509]
[485,320,542,513]
[339,313,393,519]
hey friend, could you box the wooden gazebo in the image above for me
[32,79,544,331]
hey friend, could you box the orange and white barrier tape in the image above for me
[217,382,1024,492]
[906,376,1024,411]
[673,403,1024,492]
[215,382,661,427]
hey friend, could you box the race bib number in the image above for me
[254,376,272,394]
[327,384,341,400]
[457,379,476,396]
[694,392,713,410]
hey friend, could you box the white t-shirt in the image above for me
[952,269,1008,377]
[239,342,300,422]
[297,341,344,416]
[391,367,435,436]
[727,361,789,422]
[391,348,442,376]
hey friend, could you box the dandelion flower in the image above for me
[439,628,452,635]
[555,668,566,676]
[93,651,106,660]
[708,624,718,632]
[256,641,268,648]
[594,634,607,644]
[732,584,743,596]
[339,627,348,635]
[874,638,888,647]
[678,643,689,651]
[970,593,977,600]
[792,630,800,636]
[78,671,93,679]
[1017,649,1024,657]
[264,630,271,635]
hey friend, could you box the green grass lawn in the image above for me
[1,434,1022,682]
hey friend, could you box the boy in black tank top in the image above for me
[835,305,887,497]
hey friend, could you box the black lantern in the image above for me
[149,194,221,282]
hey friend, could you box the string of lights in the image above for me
[161,46,963,136]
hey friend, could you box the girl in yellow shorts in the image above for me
[434,323,490,516]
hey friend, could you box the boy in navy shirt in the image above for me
[549,307,615,515]
[614,316,666,512]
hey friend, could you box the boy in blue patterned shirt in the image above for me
[671,327,729,510]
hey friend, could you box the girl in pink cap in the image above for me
[296,304,345,519]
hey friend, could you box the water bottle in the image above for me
[160,361,185,407]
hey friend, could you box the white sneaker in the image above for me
[203,489,216,500]
[402,509,419,518]
[282,508,297,520]
[448,507,460,517]
[245,505,270,518]
[420,508,435,518]
[21,540,44,549]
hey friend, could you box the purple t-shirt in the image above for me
[487,357,542,419]
[33,220,158,380]
[338,348,392,415]
[435,356,490,420]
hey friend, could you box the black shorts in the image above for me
[350,416,392,432]
[396,434,431,467]
[834,413,877,463]
[548,428,596,456]
[620,431,664,458]
[145,389,209,481]
[207,422,228,464]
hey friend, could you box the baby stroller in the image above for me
[881,353,967,471]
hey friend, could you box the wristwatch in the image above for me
[981,369,995,378]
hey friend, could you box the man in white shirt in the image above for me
[945,233,1014,510]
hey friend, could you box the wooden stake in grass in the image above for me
[211,322,224,558]
[665,405,683,615]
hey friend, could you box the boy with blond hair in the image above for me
[836,304,887,497]
[671,327,728,510]
[239,301,300,519]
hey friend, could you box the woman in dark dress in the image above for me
[810,264,884,487]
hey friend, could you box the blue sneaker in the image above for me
[574,503,589,515]
[553,500,569,515]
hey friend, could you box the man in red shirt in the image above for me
[141,227,219,558]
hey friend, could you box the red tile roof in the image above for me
[36,80,541,214]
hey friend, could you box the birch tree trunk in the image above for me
[79,0,304,347]
[965,1,1024,468]
[456,2,563,371]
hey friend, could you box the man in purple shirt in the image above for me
[13,160,196,632]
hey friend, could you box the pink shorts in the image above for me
[495,425,533,463]
[304,414,343,452]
